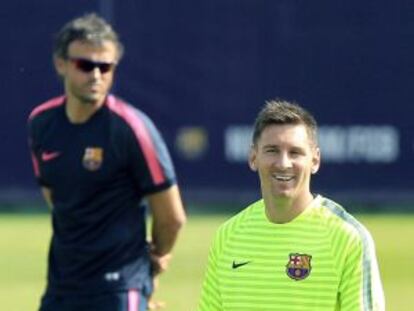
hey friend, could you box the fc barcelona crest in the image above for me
[286,253,312,281]
[82,147,103,171]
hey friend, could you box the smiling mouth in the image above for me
[273,175,294,182]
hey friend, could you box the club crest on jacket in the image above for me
[286,253,312,281]
[83,147,103,171]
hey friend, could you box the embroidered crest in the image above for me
[82,147,103,171]
[286,253,312,281]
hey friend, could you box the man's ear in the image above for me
[248,146,257,172]
[311,147,321,175]
[53,56,66,77]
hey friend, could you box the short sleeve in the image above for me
[197,229,223,311]
[123,107,176,195]
[338,227,385,311]
[27,117,46,186]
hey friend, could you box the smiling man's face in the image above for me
[249,123,320,203]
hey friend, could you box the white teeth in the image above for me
[274,175,294,181]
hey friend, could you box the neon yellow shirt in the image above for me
[198,195,385,311]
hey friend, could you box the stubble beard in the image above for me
[73,84,107,106]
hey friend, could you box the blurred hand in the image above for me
[150,249,172,276]
[147,243,172,309]
[147,277,166,310]
[148,298,165,310]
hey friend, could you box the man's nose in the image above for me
[90,67,102,79]
[275,152,292,169]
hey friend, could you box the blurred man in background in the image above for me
[28,13,186,311]
[198,100,384,310]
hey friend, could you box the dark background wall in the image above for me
[1,0,413,205]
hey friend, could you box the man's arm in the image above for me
[41,186,53,210]
[148,184,186,259]
[338,228,385,311]
[197,230,222,311]
[146,181,185,310]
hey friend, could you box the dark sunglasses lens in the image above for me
[98,63,112,73]
[74,60,95,72]
[73,59,113,73]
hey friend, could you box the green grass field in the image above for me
[0,212,413,310]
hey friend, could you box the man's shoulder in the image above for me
[105,94,157,132]
[314,195,371,242]
[28,95,65,122]
[106,94,148,120]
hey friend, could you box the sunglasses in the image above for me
[68,57,116,74]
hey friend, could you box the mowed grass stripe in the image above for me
[0,212,413,310]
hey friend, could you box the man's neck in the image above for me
[263,193,314,224]
[65,97,105,124]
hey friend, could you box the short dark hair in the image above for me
[252,99,318,146]
[53,13,124,60]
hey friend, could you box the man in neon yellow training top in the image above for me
[198,100,385,311]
